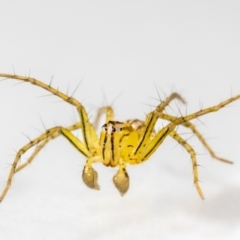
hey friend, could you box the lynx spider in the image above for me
[0,72,239,201]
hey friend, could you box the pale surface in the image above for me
[0,1,240,240]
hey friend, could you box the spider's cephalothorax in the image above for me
[100,120,137,167]
[82,120,137,195]
[84,120,141,195]
[0,72,239,202]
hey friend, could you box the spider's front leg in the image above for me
[158,113,233,164]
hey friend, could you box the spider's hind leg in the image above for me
[0,125,75,202]
[15,122,83,173]
[169,130,204,199]
[158,113,233,164]
[0,122,89,202]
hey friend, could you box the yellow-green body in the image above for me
[0,72,239,201]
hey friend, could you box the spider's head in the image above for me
[100,121,135,167]
[99,120,139,195]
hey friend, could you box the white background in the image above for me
[0,1,240,239]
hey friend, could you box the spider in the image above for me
[0,72,239,202]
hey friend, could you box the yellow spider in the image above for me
[0,73,239,202]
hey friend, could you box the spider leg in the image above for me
[169,130,204,199]
[15,122,82,173]
[0,123,91,202]
[19,105,115,175]
[60,127,103,190]
[2,103,115,201]
[152,91,231,163]
[150,92,233,164]
[15,138,49,173]
[94,90,185,129]
[94,106,114,129]
[130,93,185,158]
[155,92,186,111]
[0,73,106,199]
[134,94,240,160]
[129,94,240,198]
[158,113,232,164]
[0,73,99,155]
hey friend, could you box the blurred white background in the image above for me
[0,1,240,239]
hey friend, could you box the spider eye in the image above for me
[101,124,108,132]
[115,127,123,132]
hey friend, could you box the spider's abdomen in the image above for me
[100,121,138,167]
